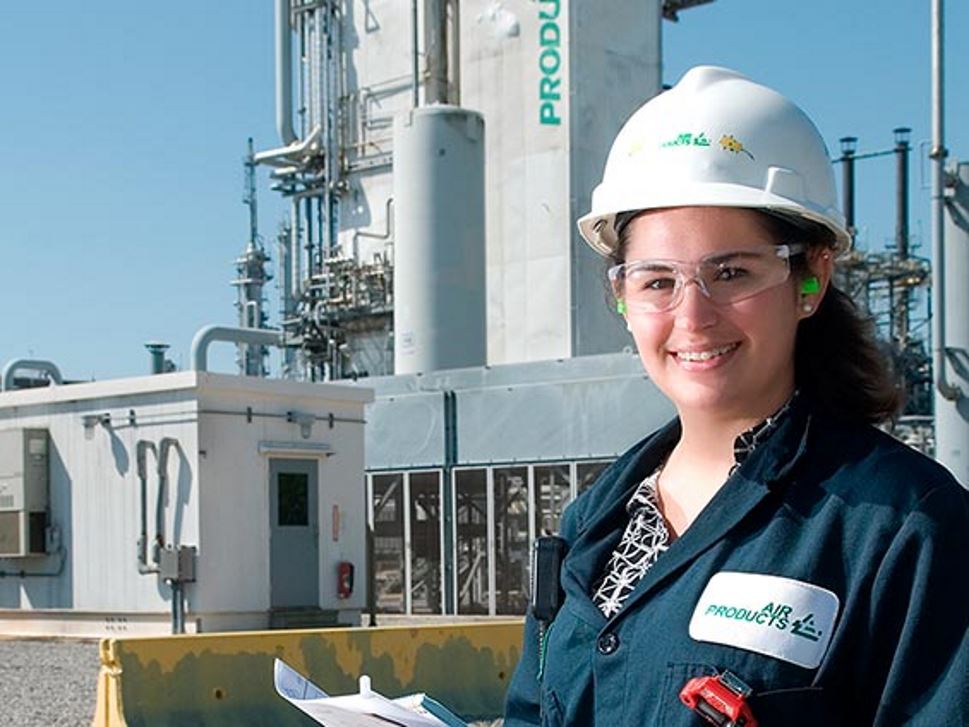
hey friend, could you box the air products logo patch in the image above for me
[689,572,840,669]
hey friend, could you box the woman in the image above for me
[504,66,969,725]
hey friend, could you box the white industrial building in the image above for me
[0,371,372,637]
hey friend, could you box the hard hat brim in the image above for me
[577,181,851,258]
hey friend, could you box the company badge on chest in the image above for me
[688,571,840,669]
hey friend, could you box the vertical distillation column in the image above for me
[293,0,346,380]
[320,0,344,380]
[323,1,342,261]
[277,221,296,377]
[233,138,272,377]
[271,0,346,380]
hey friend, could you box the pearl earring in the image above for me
[802,303,813,313]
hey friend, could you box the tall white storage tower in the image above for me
[260,0,663,377]
[393,106,487,374]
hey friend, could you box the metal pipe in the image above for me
[895,128,911,259]
[254,125,322,166]
[291,198,302,304]
[155,437,179,566]
[309,6,321,133]
[412,0,420,107]
[895,127,912,345]
[352,196,395,260]
[305,196,315,276]
[424,0,448,104]
[321,1,341,259]
[1,359,63,391]
[297,5,307,138]
[448,0,460,105]
[277,222,293,323]
[839,137,857,245]
[171,581,184,634]
[136,440,159,574]
[275,0,296,145]
[930,0,961,400]
[190,325,283,372]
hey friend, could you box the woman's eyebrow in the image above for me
[703,250,763,264]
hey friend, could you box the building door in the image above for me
[269,458,319,608]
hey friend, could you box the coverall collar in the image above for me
[562,396,814,629]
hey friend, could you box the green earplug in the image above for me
[801,276,821,295]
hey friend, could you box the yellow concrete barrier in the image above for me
[92,620,524,726]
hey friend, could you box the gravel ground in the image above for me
[0,638,100,727]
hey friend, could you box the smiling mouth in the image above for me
[674,343,740,362]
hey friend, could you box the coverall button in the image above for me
[597,632,619,655]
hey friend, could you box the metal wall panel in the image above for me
[456,373,673,464]
[361,352,673,469]
[365,391,446,469]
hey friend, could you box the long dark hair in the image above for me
[766,212,903,423]
[611,208,903,424]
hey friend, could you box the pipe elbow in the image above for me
[190,325,223,372]
[936,375,963,402]
[1,358,64,391]
[136,440,157,480]
[191,325,283,372]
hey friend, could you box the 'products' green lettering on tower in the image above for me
[538,0,561,125]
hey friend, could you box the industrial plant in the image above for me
[1,0,967,640]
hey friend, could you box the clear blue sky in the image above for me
[2,1,966,380]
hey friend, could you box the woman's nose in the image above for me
[673,279,719,331]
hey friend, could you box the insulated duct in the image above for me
[276,0,296,145]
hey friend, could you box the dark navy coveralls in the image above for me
[504,396,969,725]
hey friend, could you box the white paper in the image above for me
[273,659,462,727]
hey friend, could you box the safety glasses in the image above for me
[608,243,805,313]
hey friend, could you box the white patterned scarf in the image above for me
[591,395,796,618]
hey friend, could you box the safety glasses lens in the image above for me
[610,247,795,312]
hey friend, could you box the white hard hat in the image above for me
[577,66,850,257]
